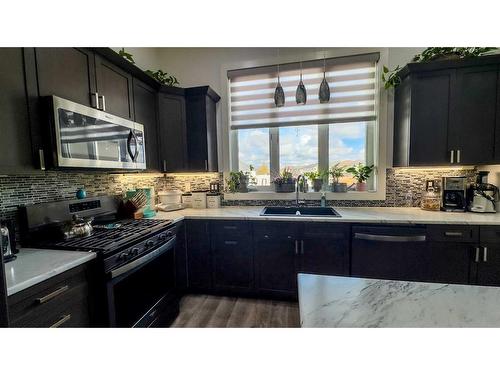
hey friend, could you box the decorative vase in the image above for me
[356,182,367,192]
[237,176,249,193]
[274,181,296,193]
[332,183,347,193]
[312,179,323,192]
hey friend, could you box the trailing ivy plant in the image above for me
[117,48,180,87]
[382,47,497,89]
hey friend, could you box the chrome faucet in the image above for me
[296,175,307,206]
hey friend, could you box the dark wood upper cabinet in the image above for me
[452,65,498,165]
[185,86,220,172]
[157,88,188,172]
[35,48,97,108]
[0,48,35,174]
[394,69,454,167]
[94,55,134,119]
[393,55,500,167]
[133,78,160,171]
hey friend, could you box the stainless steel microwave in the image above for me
[47,96,146,170]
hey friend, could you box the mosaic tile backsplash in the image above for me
[0,167,476,241]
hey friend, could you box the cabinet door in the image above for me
[351,226,427,281]
[185,220,212,290]
[424,242,472,284]
[253,222,299,296]
[95,55,134,119]
[474,244,500,286]
[453,65,498,164]
[409,70,454,166]
[158,93,187,172]
[133,78,160,171]
[0,251,8,327]
[35,48,96,107]
[299,223,349,276]
[0,48,34,173]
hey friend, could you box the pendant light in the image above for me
[274,63,285,107]
[296,61,307,105]
[319,54,330,103]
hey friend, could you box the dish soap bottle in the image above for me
[320,192,327,207]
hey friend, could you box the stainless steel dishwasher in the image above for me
[351,225,427,281]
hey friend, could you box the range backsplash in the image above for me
[0,168,476,241]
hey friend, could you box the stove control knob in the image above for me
[146,240,155,248]
[131,248,139,256]
[166,231,173,237]
[159,234,167,241]
[118,252,128,261]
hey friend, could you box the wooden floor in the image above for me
[171,294,300,328]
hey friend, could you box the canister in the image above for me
[181,193,193,208]
[206,193,221,209]
[192,191,208,209]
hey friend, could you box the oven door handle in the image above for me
[127,130,139,162]
[110,236,176,279]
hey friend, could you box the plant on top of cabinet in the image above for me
[225,167,256,193]
[330,163,347,193]
[382,47,497,89]
[346,163,374,192]
[273,167,296,193]
[304,170,328,192]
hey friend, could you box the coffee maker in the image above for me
[0,220,16,263]
[441,176,467,212]
[467,171,499,213]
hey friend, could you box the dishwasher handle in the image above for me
[354,233,427,242]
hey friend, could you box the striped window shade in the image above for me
[228,52,379,130]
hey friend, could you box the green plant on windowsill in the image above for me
[225,166,256,193]
[304,170,328,192]
[346,163,374,192]
[273,167,296,193]
[329,163,347,192]
[117,48,180,87]
[382,47,497,89]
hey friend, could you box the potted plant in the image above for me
[225,166,256,193]
[273,167,296,193]
[304,170,328,192]
[346,163,375,192]
[329,163,347,192]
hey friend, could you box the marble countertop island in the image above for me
[4,249,96,296]
[298,273,500,327]
[154,206,500,225]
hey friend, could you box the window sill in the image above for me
[223,190,386,201]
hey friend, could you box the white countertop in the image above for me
[153,206,500,225]
[298,273,500,327]
[4,249,96,296]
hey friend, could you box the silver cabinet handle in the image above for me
[300,240,304,255]
[456,150,461,164]
[50,314,71,328]
[484,246,488,262]
[92,92,99,109]
[263,235,269,239]
[99,95,106,112]
[224,240,238,245]
[450,150,454,163]
[223,226,237,230]
[295,240,298,255]
[445,231,463,237]
[163,160,167,172]
[38,149,45,170]
[205,159,208,171]
[475,247,480,262]
[354,233,426,242]
[36,285,69,304]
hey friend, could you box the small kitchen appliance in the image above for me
[441,176,467,212]
[19,196,180,327]
[467,171,499,213]
[420,180,441,211]
[0,220,16,263]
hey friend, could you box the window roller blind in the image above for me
[229,53,379,130]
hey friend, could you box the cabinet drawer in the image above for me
[480,226,500,243]
[211,220,251,237]
[8,264,89,323]
[303,223,350,239]
[253,221,299,240]
[427,225,479,243]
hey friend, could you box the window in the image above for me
[228,53,379,192]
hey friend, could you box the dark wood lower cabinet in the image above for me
[8,263,92,328]
[185,220,212,291]
[424,242,472,284]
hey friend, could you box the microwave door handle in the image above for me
[127,130,139,162]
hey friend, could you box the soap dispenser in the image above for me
[320,192,327,207]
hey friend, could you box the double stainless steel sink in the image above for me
[260,206,341,217]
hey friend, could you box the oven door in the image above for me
[51,95,146,170]
[106,237,178,327]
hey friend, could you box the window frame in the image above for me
[222,49,388,201]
